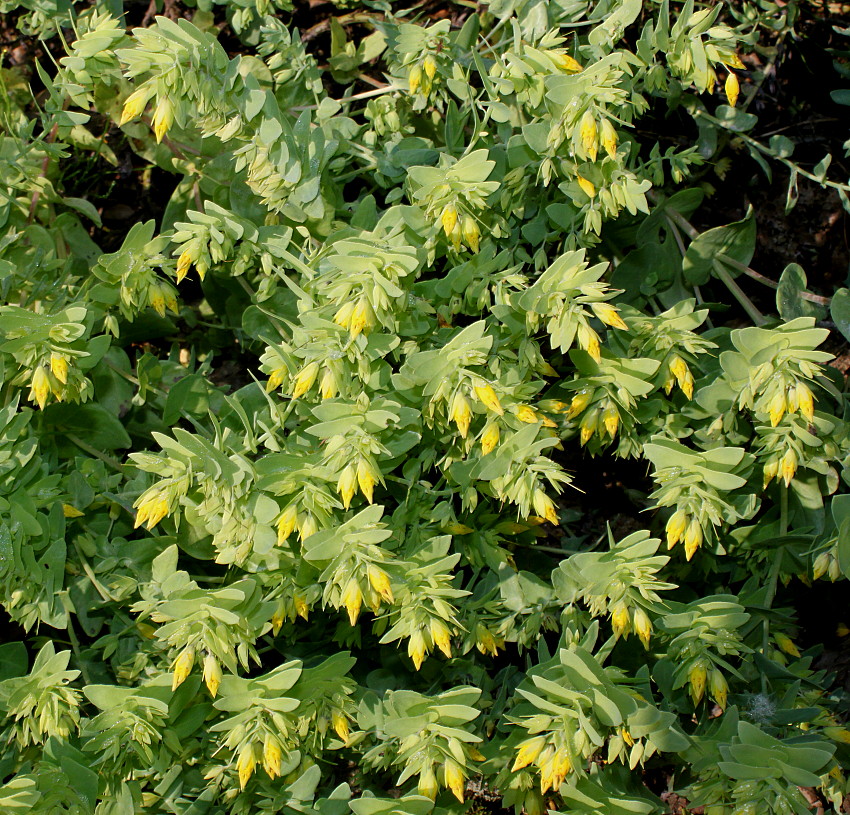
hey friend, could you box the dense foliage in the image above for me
[2,0,850,813]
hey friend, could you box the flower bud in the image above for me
[725,72,740,107]
[579,110,598,161]
[577,174,596,198]
[277,504,298,543]
[567,388,594,419]
[592,302,627,329]
[31,366,50,409]
[203,652,222,697]
[292,361,319,399]
[409,63,422,93]
[611,603,630,639]
[473,382,503,414]
[688,661,707,703]
[423,55,437,79]
[683,518,703,560]
[632,607,652,648]
[441,203,458,236]
[171,647,195,691]
[781,447,797,486]
[599,117,618,158]
[50,353,68,385]
[666,509,688,548]
[480,421,500,455]
[263,733,282,779]
[337,465,357,509]
[462,216,480,253]
[512,735,547,771]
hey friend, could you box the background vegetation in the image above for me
[1,0,850,813]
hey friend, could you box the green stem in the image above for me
[760,485,788,692]
[713,261,767,326]
[66,433,124,472]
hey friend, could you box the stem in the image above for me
[760,486,788,692]
[713,261,767,326]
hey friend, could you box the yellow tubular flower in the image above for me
[768,390,786,426]
[337,465,357,510]
[592,302,627,330]
[632,607,652,649]
[152,97,174,143]
[567,388,594,419]
[533,489,559,525]
[611,603,630,639]
[516,404,539,423]
[480,421,500,455]
[263,733,282,779]
[512,736,547,771]
[708,668,728,709]
[31,366,50,409]
[812,551,831,581]
[357,459,377,503]
[367,564,393,604]
[576,175,596,198]
[689,661,707,703]
[430,618,452,658]
[341,579,362,625]
[50,353,68,385]
[666,509,688,548]
[203,653,222,697]
[602,402,619,438]
[461,216,481,252]
[171,647,195,691]
[134,488,170,530]
[294,594,309,620]
[409,64,422,93]
[333,301,355,331]
[579,409,599,446]
[762,456,779,488]
[418,764,439,800]
[176,250,193,283]
[473,382,503,415]
[450,392,472,437]
[332,711,350,742]
[319,368,338,400]
[681,370,695,400]
[579,110,598,161]
[277,505,298,543]
[538,746,555,794]
[796,382,815,420]
[237,745,256,790]
[292,361,319,399]
[725,72,740,108]
[423,55,437,79]
[441,203,458,236]
[555,53,582,73]
[119,86,153,125]
[350,299,370,338]
[781,447,797,486]
[577,323,601,361]
[683,518,703,561]
[408,629,426,670]
[599,118,618,158]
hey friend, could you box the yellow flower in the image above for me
[367,564,393,603]
[62,503,84,518]
[688,661,707,703]
[357,459,377,503]
[708,668,728,709]
[481,421,500,455]
[599,118,618,158]
[203,652,222,697]
[294,594,309,620]
[475,624,498,656]
[762,456,779,488]
[796,382,815,420]
[332,711,350,742]
[50,353,68,385]
[566,388,594,419]
[337,465,357,510]
[825,727,850,745]
[408,629,426,670]
[683,518,703,560]
[333,301,355,331]
[430,618,453,658]
[781,447,797,486]
[176,250,193,283]
[271,609,286,635]
[554,53,582,73]
[666,509,688,548]
[443,759,465,802]
[592,302,627,330]
[236,745,256,790]
[462,216,480,252]
[533,489,559,525]
[277,504,298,543]
[450,392,472,437]
[473,382,503,415]
[441,203,458,236]
[350,299,371,338]
[31,366,50,410]
[319,368,337,400]
[119,86,153,125]
[292,361,319,399]
[668,355,688,382]
[601,402,619,438]
[516,404,539,423]
[579,110,598,161]
[577,323,601,361]
[263,733,282,779]
[632,607,652,649]
[171,647,195,691]
[768,390,786,426]
[152,97,174,143]
[341,579,362,625]
[409,63,423,93]
[579,409,598,446]
[725,72,740,108]
[611,603,630,639]
[134,487,170,530]
[149,284,167,317]
[512,735,547,771]
[538,745,555,794]
[576,174,596,198]
[423,55,437,79]
[418,764,438,799]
